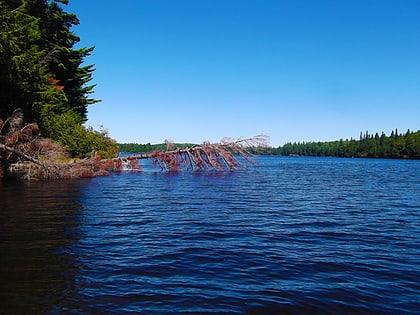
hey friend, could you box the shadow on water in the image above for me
[0,179,89,314]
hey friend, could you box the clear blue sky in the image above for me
[67,0,419,146]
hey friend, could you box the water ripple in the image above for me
[1,157,419,314]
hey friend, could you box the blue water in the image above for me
[1,156,419,314]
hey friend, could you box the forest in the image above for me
[0,0,117,158]
[271,129,420,159]
[118,142,196,154]
[120,129,420,160]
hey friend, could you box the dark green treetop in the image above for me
[0,0,98,124]
[1,0,116,158]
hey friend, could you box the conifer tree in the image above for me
[1,0,116,158]
[0,0,98,125]
[0,0,48,122]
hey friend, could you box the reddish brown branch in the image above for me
[113,135,269,172]
[1,121,268,180]
[0,143,43,165]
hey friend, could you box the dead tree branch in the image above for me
[113,135,270,172]
[1,116,269,180]
[0,143,43,165]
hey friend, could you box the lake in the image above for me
[1,156,419,314]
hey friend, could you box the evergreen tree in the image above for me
[36,0,99,121]
[274,130,420,159]
[0,0,98,125]
[0,0,50,122]
[1,0,116,158]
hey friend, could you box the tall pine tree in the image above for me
[0,0,98,125]
[1,0,117,158]
[0,0,47,122]
[32,0,99,121]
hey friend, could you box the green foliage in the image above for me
[118,142,196,153]
[28,0,99,121]
[86,127,119,159]
[41,108,117,158]
[118,142,154,153]
[1,0,112,158]
[0,0,99,123]
[0,2,47,121]
[272,130,420,159]
[119,131,420,160]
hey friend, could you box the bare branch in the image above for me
[116,135,269,172]
[0,143,43,165]
[1,121,268,180]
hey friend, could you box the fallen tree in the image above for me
[1,116,268,180]
[119,135,269,172]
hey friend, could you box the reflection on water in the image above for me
[1,157,420,314]
[0,180,87,314]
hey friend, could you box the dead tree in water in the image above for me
[120,135,269,171]
[1,115,269,180]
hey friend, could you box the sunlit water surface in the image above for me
[1,156,419,314]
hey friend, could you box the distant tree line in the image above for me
[123,130,420,159]
[270,129,420,159]
[118,142,196,153]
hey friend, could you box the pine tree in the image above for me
[26,0,99,121]
[1,0,116,158]
[1,2,35,119]
[0,0,98,125]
